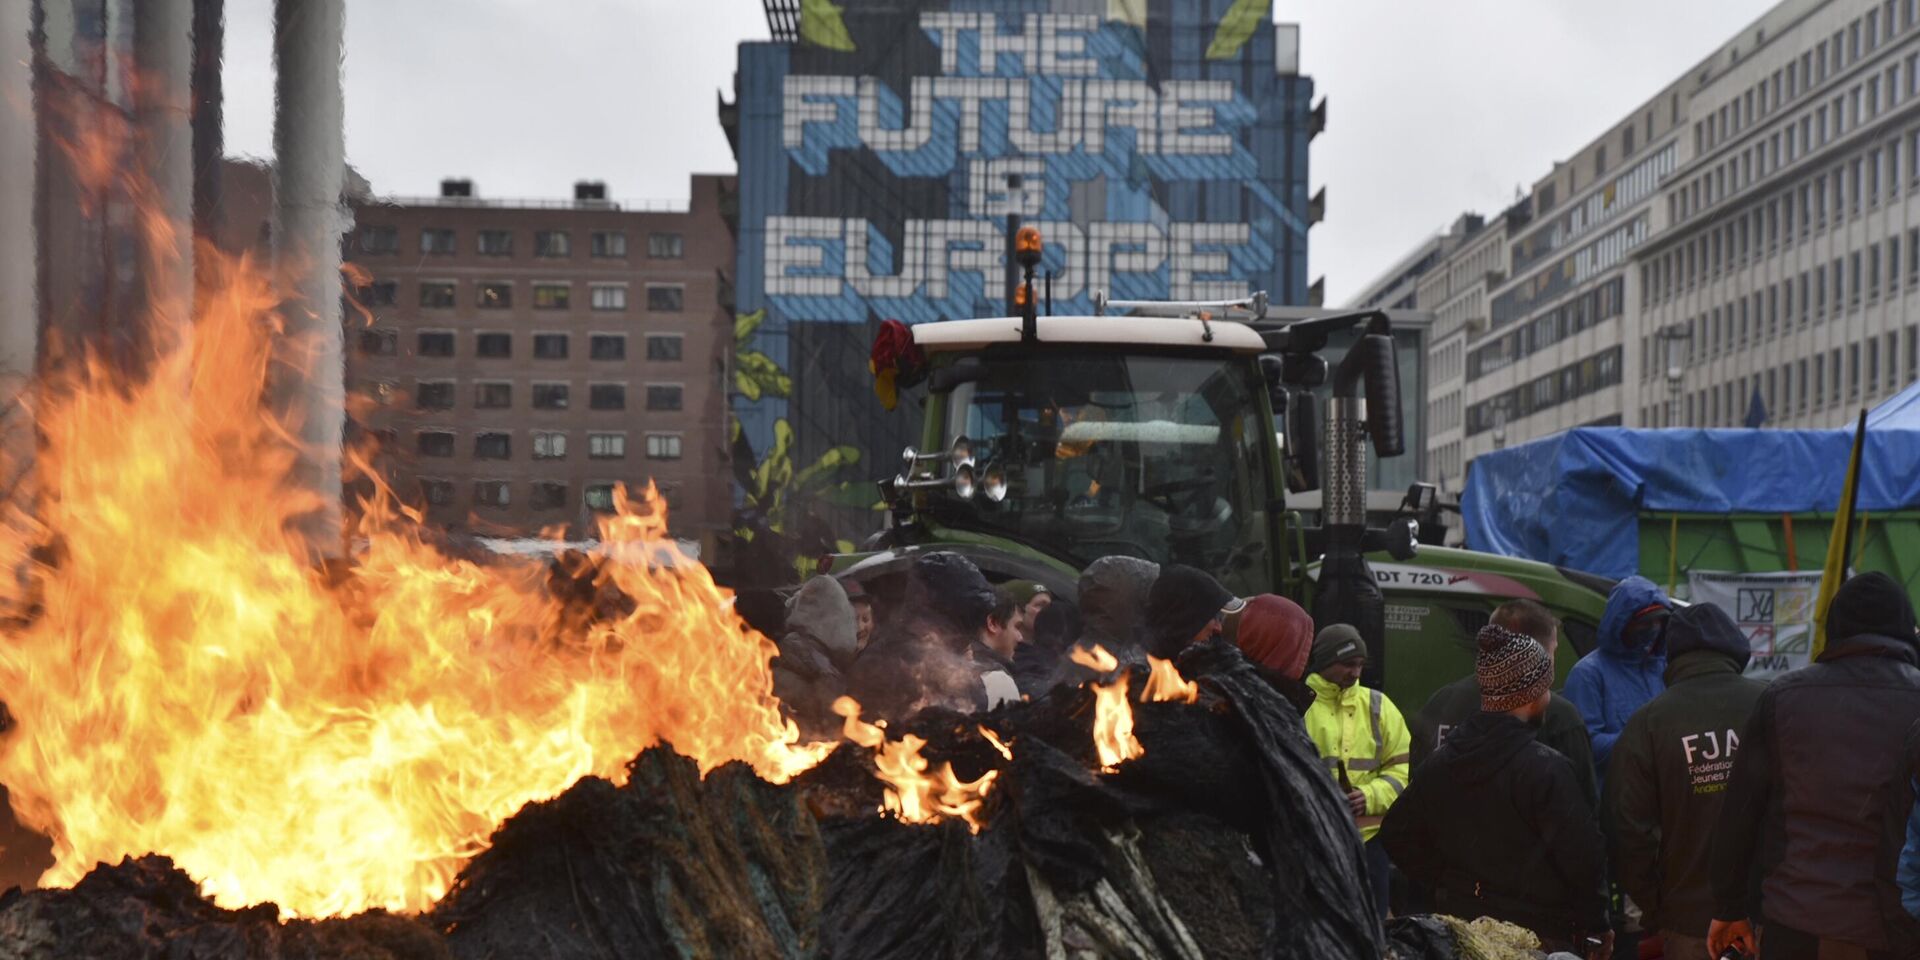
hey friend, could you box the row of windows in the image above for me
[1428,391,1462,435]
[1489,218,1643,332]
[410,380,681,412]
[1512,146,1677,275]
[1697,0,1915,161]
[1647,133,1919,306]
[1645,327,1920,427]
[1469,278,1625,382]
[1645,232,1920,377]
[1464,346,1623,437]
[1432,441,1463,491]
[1678,40,1920,226]
[357,225,684,260]
[419,478,663,513]
[356,279,684,313]
[411,429,681,462]
[1432,340,1464,384]
[357,330,681,362]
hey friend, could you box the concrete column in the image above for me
[133,0,197,354]
[0,0,40,490]
[272,0,348,553]
[191,0,224,262]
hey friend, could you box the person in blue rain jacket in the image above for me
[1562,576,1672,790]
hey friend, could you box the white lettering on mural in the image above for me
[785,14,1236,158]
[767,215,1247,302]
[773,13,1261,307]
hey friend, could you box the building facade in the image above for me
[1346,213,1483,313]
[1353,0,1918,492]
[1637,0,1920,431]
[725,0,1321,537]
[343,178,737,545]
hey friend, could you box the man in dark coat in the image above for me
[1143,564,1243,661]
[1608,602,1766,960]
[1380,622,1612,957]
[1411,599,1598,807]
[771,576,860,739]
[846,552,998,723]
[1709,572,1920,960]
[1076,556,1158,656]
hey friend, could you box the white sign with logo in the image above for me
[1686,570,1825,680]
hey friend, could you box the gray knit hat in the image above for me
[1308,623,1367,673]
[1476,623,1553,712]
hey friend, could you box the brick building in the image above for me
[344,176,736,547]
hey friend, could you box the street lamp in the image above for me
[1655,322,1694,427]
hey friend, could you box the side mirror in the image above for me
[1400,482,1438,514]
[1355,333,1405,457]
[1385,516,1420,561]
[1287,389,1320,492]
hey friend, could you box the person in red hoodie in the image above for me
[1235,594,1317,715]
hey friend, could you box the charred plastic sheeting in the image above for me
[431,749,826,960]
[0,640,1386,960]
[0,856,449,960]
[808,636,1383,960]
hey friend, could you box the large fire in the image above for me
[0,234,832,916]
[1,120,1204,920]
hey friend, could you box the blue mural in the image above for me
[727,0,1316,526]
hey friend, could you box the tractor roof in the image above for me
[910,315,1266,354]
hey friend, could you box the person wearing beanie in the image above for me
[1001,580,1053,644]
[1302,621,1410,922]
[1237,594,1315,680]
[846,552,1001,723]
[1235,594,1318,715]
[1709,572,1920,960]
[1381,623,1612,957]
[1076,556,1159,656]
[1607,602,1766,960]
[771,576,859,740]
[1412,600,1597,808]
[1143,564,1243,660]
[1563,576,1673,792]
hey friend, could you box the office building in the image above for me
[1353,0,1913,490]
[1347,213,1484,313]
[1636,0,1920,431]
[725,0,1322,536]
[343,178,737,546]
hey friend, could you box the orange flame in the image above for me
[0,233,832,916]
[1143,656,1200,703]
[1069,646,1143,770]
[832,698,997,832]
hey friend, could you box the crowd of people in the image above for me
[755,552,1920,960]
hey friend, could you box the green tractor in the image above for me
[828,269,1611,711]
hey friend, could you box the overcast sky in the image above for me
[222,0,1779,306]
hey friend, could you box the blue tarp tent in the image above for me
[1461,424,1920,579]
[1868,378,1920,430]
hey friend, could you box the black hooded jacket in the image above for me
[1607,639,1766,937]
[1710,631,1920,949]
[1379,711,1609,943]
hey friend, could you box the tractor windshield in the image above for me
[934,349,1273,594]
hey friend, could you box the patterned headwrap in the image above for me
[1476,623,1553,712]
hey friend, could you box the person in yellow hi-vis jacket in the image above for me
[1306,623,1411,922]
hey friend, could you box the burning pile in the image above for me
[0,239,830,918]
[0,163,1381,958]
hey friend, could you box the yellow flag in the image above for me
[1812,410,1868,659]
[801,0,857,52]
[1206,0,1271,60]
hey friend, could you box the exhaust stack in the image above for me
[271,0,349,556]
